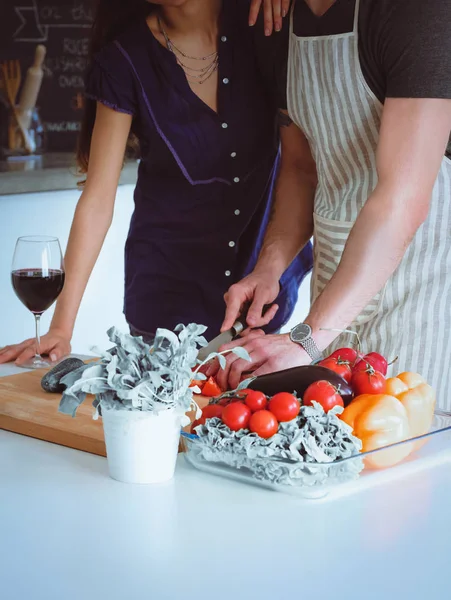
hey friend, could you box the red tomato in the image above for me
[328,347,358,364]
[240,389,268,412]
[319,357,353,383]
[218,397,231,407]
[201,377,222,398]
[363,352,388,376]
[190,404,223,434]
[202,404,224,420]
[249,410,279,439]
[268,392,300,422]
[303,380,344,412]
[190,418,203,434]
[351,368,387,395]
[222,402,251,431]
[189,379,204,390]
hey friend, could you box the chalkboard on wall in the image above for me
[0,0,94,152]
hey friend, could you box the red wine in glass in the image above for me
[11,236,65,369]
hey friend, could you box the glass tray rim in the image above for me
[181,409,451,466]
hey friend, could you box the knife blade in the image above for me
[197,303,271,361]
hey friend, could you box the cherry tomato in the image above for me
[218,397,232,407]
[353,353,388,377]
[202,404,224,420]
[363,352,388,376]
[240,389,268,412]
[268,392,300,422]
[189,379,205,390]
[190,404,223,434]
[249,410,279,439]
[319,357,353,383]
[222,402,251,431]
[190,418,204,434]
[328,347,358,365]
[351,368,387,395]
[303,380,344,412]
[201,376,222,398]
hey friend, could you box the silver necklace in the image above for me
[158,16,219,85]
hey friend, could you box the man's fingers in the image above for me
[215,352,240,390]
[272,0,282,32]
[228,356,264,391]
[263,0,274,35]
[282,0,290,18]
[259,304,279,327]
[250,362,276,379]
[246,292,277,327]
[248,0,262,26]
[205,357,220,378]
[222,287,246,332]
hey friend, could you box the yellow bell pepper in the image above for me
[385,372,435,439]
[341,372,436,469]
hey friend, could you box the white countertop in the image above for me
[1,364,451,600]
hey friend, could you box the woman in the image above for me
[0,0,312,366]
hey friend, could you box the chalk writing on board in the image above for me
[45,121,81,132]
[14,0,93,43]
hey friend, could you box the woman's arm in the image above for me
[0,104,132,365]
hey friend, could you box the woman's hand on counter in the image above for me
[0,329,71,366]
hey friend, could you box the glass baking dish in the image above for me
[181,410,451,499]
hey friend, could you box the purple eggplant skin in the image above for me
[247,365,354,406]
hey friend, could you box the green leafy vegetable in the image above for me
[58,324,250,420]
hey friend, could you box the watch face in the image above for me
[291,323,312,343]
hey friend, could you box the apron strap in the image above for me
[290,0,296,35]
[353,0,361,34]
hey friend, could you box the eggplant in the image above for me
[41,358,85,393]
[247,365,353,406]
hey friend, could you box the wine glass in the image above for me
[11,236,65,369]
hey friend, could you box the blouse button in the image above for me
[222,122,228,129]
[231,152,237,158]
[234,209,240,216]
[233,177,240,183]
[225,270,231,277]
[221,36,227,42]
[223,78,229,85]
[229,241,236,248]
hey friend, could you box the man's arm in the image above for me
[218,98,451,389]
[221,112,317,331]
[308,97,451,349]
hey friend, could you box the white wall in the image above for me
[0,185,310,355]
[0,185,134,354]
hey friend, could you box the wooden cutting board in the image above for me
[0,368,207,456]
[0,368,107,456]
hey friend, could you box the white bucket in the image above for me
[101,407,181,484]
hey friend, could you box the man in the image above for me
[216,0,451,410]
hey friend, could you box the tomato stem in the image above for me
[319,327,361,365]
[388,356,399,367]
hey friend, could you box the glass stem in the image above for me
[34,314,42,358]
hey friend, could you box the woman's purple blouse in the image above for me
[85,0,312,339]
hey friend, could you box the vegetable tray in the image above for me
[181,410,451,500]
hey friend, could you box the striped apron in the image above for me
[287,0,451,410]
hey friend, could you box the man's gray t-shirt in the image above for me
[254,0,451,157]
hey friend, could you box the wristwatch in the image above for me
[289,323,322,362]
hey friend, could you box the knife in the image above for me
[197,303,271,361]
